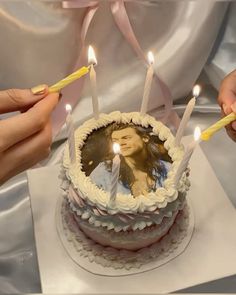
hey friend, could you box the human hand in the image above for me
[218,69,236,141]
[0,86,59,185]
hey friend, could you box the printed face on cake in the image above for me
[81,123,172,197]
[111,127,147,157]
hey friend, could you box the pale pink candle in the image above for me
[109,143,121,207]
[88,45,99,120]
[174,126,201,187]
[175,85,201,145]
[140,51,154,115]
[65,104,76,164]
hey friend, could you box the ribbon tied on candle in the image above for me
[52,0,174,138]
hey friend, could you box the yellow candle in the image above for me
[49,66,89,93]
[201,112,236,141]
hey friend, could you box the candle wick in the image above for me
[89,62,97,68]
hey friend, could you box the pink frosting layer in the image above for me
[73,210,179,251]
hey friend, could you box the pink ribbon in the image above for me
[52,0,176,138]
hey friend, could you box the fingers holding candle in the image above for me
[218,70,236,115]
[200,70,236,142]
[218,69,236,141]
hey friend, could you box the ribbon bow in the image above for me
[52,0,175,138]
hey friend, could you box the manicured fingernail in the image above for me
[231,102,236,113]
[31,84,46,95]
[222,103,228,114]
[232,121,236,131]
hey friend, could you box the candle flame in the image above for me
[192,85,201,98]
[88,45,97,65]
[113,142,120,154]
[65,103,72,112]
[147,51,154,65]
[194,126,201,141]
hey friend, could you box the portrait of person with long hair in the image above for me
[88,123,172,198]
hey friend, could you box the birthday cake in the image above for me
[60,111,191,269]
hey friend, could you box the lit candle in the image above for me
[175,85,201,145]
[140,51,154,115]
[49,66,89,93]
[174,126,201,187]
[109,143,121,207]
[65,104,76,164]
[88,45,99,120]
[201,112,236,141]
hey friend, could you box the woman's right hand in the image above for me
[0,86,59,185]
[218,69,236,142]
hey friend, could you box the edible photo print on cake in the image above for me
[81,123,172,197]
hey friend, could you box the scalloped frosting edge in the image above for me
[62,111,190,214]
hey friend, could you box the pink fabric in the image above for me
[52,0,174,138]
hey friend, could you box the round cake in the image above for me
[60,111,190,257]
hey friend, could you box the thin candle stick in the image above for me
[175,85,200,145]
[90,63,99,120]
[140,51,154,115]
[175,97,196,145]
[109,143,121,207]
[65,104,76,164]
[174,127,201,187]
[88,45,99,120]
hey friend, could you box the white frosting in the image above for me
[66,186,186,231]
[74,210,179,249]
[62,112,189,214]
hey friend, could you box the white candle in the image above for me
[174,126,201,187]
[140,51,154,115]
[175,85,201,145]
[109,143,121,207]
[88,45,99,120]
[65,104,76,164]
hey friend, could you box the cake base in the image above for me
[75,210,179,251]
[56,196,194,275]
